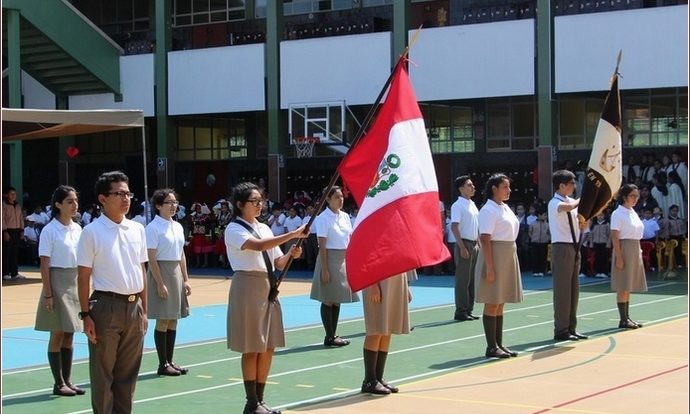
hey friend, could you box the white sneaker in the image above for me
[2,274,11,280]
[578,273,587,278]
[12,274,26,280]
[534,272,543,277]
[595,273,608,278]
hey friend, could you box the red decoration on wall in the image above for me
[66,146,80,159]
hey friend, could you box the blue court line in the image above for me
[0,273,595,371]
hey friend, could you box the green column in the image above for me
[155,0,173,187]
[392,0,411,63]
[56,96,75,186]
[6,8,23,195]
[265,1,285,200]
[536,0,556,200]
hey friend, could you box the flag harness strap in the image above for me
[232,219,279,301]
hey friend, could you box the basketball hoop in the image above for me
[294,136,319,158]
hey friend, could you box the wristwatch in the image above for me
[78,311,91,320]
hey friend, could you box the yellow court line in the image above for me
[196,375,213,379]
[296,384,315,388]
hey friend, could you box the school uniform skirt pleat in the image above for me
[611,239,648,293]
[475,241,524,304]
[35,267,81,332]
[147,261,190,320]
[227,270,285,353]
[363,272,412,335]
[310,249,360,304]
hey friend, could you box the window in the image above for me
[623,89,688,147]
[173,0,245,26]
[176,118,247,160]
[421,104,476,154]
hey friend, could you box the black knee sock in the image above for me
[154,330,167,366]
[331,304,341,336]
[495,315,504,347]
[166,329,177,364]
[320,304,334,338]
[375,351,388,381]
[256,382,266,402]
[244,380,258,407]
[363,349,378,383]
[617,302,628,321]
[482,315,497,349]
[60,348,73,384]
[47,351,64,386]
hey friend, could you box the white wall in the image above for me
[555,5,688,92]
[22,72,55,109]
[69,54,155,115]
[409,21,535,101]
[168,44,265,115]
[280,32,392,108]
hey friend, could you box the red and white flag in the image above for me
[338,63,450,292]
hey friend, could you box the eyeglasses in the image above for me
[162,201,179,206]
[246,198,263,206]
[108,191,135,199]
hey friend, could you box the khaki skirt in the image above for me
[611,239,648,293]
[227,270,285,353]
[35,267,82,332]
[363,271,414,335]
[310,249,360,304]
[475,241,524,304]
[147,261,190,320]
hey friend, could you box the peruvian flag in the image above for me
[338,62,450,292]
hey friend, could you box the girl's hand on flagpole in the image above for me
[289,245,302,258]
[292,224,309,238]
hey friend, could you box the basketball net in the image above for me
[294,136,319,158]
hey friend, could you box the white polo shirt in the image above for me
[478,199,519,242]
[450,196,479,241]
[77,214,147,295]
[270,213,286,236]
[611,205,644,240]
[302,214,318,235]
[315,208,351,249]
[224,219,282,272]
[284,215,302,232]
[145,215,185,261]
[39,218,82,268]
[548,193,581,243]
[641,218,660,240]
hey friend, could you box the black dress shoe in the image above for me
[569,332,589,340]
[379,378,399,393]
[628,318,643,328]
[324,336,350,347]
[169,361,188,374]
[618,319,639,329]
[259,401,281,414]
[499,345,518,357]
[454,313,474,322]
[66,382,86,395]
[53,384,77,397]
[485,347,511,359]
[554,332,579,341]
[361,380,391,395]
[157,363,181,376]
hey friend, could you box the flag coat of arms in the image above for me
[338,63,451,292]
[578,74,622,223]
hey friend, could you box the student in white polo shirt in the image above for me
[450,175,480,322]
[475,173,523,359]
[548,170,588,342]
[610,184,647,329]
[146,188,192,377]
[77,171,148,414]
[34,185,84,397]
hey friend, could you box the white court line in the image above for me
[55,295,687,414]
[2,283,567,377]
[1,281,678,400]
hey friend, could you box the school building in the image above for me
[2,0,687,208]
